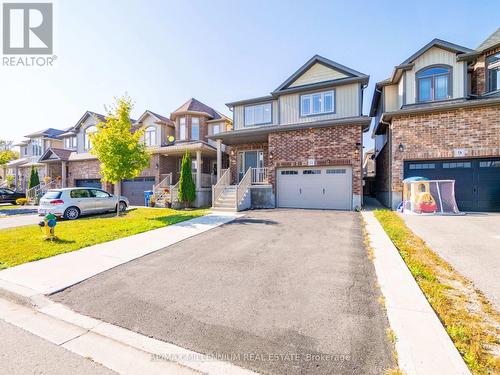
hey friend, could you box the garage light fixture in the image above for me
[398,144,405,152]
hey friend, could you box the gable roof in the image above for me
[24,128,65,139]
[72,111,106,131]
[477,27,500,52]
[171,98,223,120]
[273,55,369,93]
[400,38,474,65]
[136,110,175,126]
[39,148,73,162]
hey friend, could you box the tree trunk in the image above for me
[115,181,121,217]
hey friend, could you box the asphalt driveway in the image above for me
[403,212,500,312]
[52,209,393,374]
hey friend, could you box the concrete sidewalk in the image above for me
[0,214,40,229]
[0,213,240,296]
[362,211,470,375]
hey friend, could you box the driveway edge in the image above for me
[362,211,471,375]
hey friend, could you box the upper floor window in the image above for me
[22,146,27,156]
[191,118,200,140]
[144,126,156,147]
[212,123,220,135]
[300,90,335,116]
[64,136,77,149]
[487,53,500,93]
[244,103,272,126]
[32,138,42,156]
[179,117,186,140]
[416,66,451,102]
[84,126,97,151]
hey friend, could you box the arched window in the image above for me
[84,126,97,151]
[416,66,451,102]
[144,126,157,147]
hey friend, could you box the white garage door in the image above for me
[277,167,352,210]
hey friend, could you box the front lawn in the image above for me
[373,210,500,375]
[0,208,207,270]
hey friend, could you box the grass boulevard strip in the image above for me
[0,208,207,270]
[373,210,500,375]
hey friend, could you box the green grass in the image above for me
[0,208,207,270]
[373,209,500,375]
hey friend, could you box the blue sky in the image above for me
[1,0,498,150]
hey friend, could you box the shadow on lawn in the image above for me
[147,214,201,226]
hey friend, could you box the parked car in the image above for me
[0,188,25,204]
[38,188,129,220]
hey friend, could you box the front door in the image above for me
[238,151,263,181]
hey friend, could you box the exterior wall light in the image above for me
[398,144,405,152]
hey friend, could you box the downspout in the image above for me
[380,119,392,209]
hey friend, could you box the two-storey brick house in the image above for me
[210,55,371,211]
[371,29,500,211]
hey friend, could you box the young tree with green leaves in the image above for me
[178,150,196,207]
[89,95,151,216]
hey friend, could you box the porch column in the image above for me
[61,161,67,188]
[14,166,19,191]
[216,139,222,181]
[196,150,202,190]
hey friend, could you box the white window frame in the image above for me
[179,117,186,140]
[144,126,157,147]
[64,136,77,149]
[244,103,272,127]
[300,90,335,117]
[84,126,97,151]
[191,117,200,140]
[212,123,221,135]
[32,138,42,156]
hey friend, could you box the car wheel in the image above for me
[64,206,80,220]
[118,201,127,212]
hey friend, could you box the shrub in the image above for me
[16,198,28,205]
[178,150,196,206]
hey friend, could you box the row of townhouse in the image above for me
[7,99,232,206]
[7,28,500,212]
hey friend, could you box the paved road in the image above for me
[53,209,394,375]
[0,319,115,375]
[403,212,500,311]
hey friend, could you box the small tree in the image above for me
[28,166,40,189]
[89,95,150,216]
[178,150,196,207]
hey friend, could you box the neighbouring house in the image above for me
[371,29,500,211]
[209,55,370,211]
[35,100,231,206]
[363,149,376,197]
[6,128,65,191]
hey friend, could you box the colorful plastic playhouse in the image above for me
[400,177,460,215]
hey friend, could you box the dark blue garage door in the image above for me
[75,179,102,189]
[404,158,500,212]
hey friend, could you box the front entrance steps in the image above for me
[212,185,237,212]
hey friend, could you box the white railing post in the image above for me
[236,168,252,210]
[212,168,231,207]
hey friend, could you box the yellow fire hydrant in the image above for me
[38,213,57,240]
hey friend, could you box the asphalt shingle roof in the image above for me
[477,27,500,52]
[172,98,222,119]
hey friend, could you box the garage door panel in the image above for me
[277,167,351,210]
[122,177,155,206]
[404,158,500,212]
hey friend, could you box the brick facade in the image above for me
[389,104,500,193]
[228,125,363,197]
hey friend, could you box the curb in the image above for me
[362,211,471,375]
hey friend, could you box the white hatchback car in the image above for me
[39,188,129,220]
